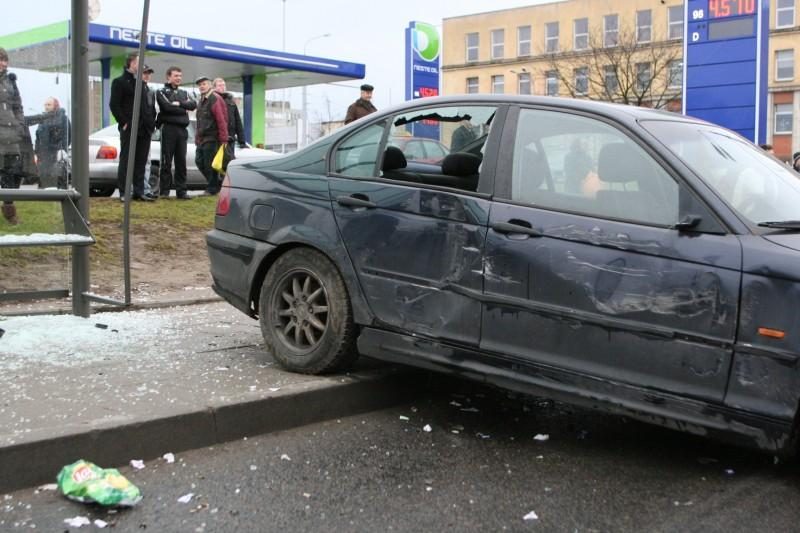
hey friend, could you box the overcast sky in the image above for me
[1,0,555,122]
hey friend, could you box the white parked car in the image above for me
[88,121,281,196]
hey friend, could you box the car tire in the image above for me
[259,248,358,374]
[89,186,115,197]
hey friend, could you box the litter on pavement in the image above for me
[163,453,176,464]
[57,460,142,507]
[177,493,194,503]
[523,510,539,521]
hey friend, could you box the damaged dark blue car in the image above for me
[207,95,800,455]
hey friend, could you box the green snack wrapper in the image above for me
[56,459,142,507]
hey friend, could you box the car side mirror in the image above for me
[673,214,702,231]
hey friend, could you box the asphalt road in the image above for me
[4,377,800,532]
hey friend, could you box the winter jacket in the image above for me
[0,71,25,155]
[195,91,228,145]
[218,92,245,145]
[344,98,377,124]
[34,108,70,157]
[109,70,154,136]
[156,83,196,128]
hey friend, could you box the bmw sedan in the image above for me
[207,95,800,455]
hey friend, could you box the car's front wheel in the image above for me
[259,248,358,374]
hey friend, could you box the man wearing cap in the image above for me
[141,65,158,199]
[194,76,228,196]
[344,83,377,124]
[109,53,155,201]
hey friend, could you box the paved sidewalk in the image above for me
[0,302,411,493]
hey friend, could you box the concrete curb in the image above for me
[0,369,416,494]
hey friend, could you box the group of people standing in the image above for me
[0,47,71,224]
[109,53,246,201]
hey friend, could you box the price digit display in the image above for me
[709,0,756,19]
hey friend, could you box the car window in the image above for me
[642,120,800,226]
[403,141,426,161]
[423,140,448,159]
[334,121,386,177]
[381,105,498,192]
[508,109,679,226]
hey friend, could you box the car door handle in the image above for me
[491,220,543,238]
[336,195,377,209]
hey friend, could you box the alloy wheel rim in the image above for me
[272,269,329,353]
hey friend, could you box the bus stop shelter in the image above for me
[0,6,365,317]
[0,21,365,145]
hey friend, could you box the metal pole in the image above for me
[122,0,151,305]
[70,0,90,317]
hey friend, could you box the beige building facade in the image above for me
[443,0,800,160]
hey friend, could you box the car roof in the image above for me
[377,95,707,126]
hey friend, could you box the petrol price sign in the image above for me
[683,0,769,143]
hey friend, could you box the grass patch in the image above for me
[0,196,218,267]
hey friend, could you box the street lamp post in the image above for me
[302,33,331,147]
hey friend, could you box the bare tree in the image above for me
[542,25,682,109]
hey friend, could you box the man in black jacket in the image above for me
[156,66,196,199]
[213,78,246,155]
[108,53,154,201]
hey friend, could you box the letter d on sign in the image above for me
[692,32,700,42]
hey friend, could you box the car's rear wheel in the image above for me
[259,248,358,374]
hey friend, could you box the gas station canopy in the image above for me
[1,21,365,91]
[0,20,365,144]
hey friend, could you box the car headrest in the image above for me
[382,146,407,172]
[597,142,652,183]
[442,152,481,177]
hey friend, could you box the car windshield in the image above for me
[643,120,800,225]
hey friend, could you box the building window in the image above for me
[545,71,558,96]
[491,75,505,94]
[518,26,531,56]
[574,18,589,51]
[636,62,652,92]
[604,65,619,94]
[466,77,479,94]
[574,67,589,95]
[776,49,795,81]
[637,10,652,43]
[518,72,532,95]
[775,103,793,134]
[491,29,505,60]
[777,0,795,29]
[668,6,684,40]
[466,33,479,62]
[668,60,683,88]
[545,22,559,53]
[604,14,619,47]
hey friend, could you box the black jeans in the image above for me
[195,141,221,194]
[0,153,23,205]
[159,124,189,196]
[117,128,151,197]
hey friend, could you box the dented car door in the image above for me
[328,105,503,345]
[481,107,742,403]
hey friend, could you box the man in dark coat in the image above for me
[213,78,246,152]
[109,53,154,201]
[194,76,228,195]
[0,47,32,224]
[344,83,377,124]
[33,97,70,189]
[450,116,477,152]
[156,66,196,199]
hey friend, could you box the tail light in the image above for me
[96,145,118,159]
[216,174,231,216]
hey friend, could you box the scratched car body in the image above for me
[207,95,800,454]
